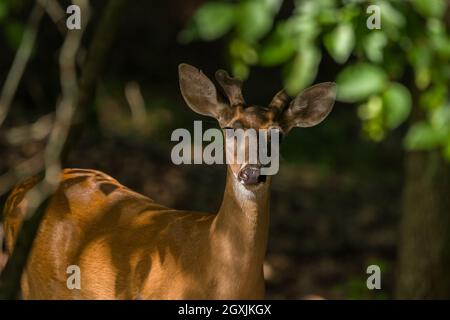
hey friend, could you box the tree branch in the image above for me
[0,4,44,127]
[0,0,128,299]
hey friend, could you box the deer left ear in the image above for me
[280,82,336,132]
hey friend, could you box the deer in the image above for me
[2,64,336,299]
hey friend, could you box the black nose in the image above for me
[238,165,262,185]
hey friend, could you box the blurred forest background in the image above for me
[0,0,449,299]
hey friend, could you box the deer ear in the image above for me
[178,64,229,119]
[280,82,336,132]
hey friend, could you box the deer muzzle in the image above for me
[238,165,266,185]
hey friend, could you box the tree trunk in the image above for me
[396,148,450,298]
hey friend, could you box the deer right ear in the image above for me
[178,64,229,120]
[279,82,336,132]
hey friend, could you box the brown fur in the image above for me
[3,64,335,299]
[3,168,270,299]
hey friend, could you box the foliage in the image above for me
[180,0,450,159]
[0,0,26,49]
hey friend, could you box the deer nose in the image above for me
[238,165,262,185]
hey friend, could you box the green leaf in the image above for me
[412,0,446,18]
[260,0,283,13]
[236,0,274,41]
[428,20,450,58]
[358,95,383,120]
[318,7,338,25]
[408,44,433,89]
[419,85,447,110]
[336,63,388,103]
[324,23,355,64]
[378,0,405,27]
[0,1,8,21]
[231,59,249,80]
[229,38,258,65]
[430,104,450,137]
[297,0,321,17]
[259,24,297,66]
[384,51,405,78]
[283,45,321,95]
[4,20,24,49]
[181,2,235,42]
[339,4,360,23]
[404,122,442,150]
[283,8,319,45]
[383,83,411,129]
[363,31,387,63]
[431,33,450,59]
[362,117,385,142]
[378,0,405,40]
[443,140,450,161]
[408,44,432,69]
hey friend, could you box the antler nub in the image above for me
[269,89,290,114]
[215,69,245,107]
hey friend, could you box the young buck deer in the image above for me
[3,64,336,299]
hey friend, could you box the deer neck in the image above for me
[211,167,271,276]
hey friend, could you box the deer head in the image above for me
[179,63,336,188]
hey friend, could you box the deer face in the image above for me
[179,64,336,187]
